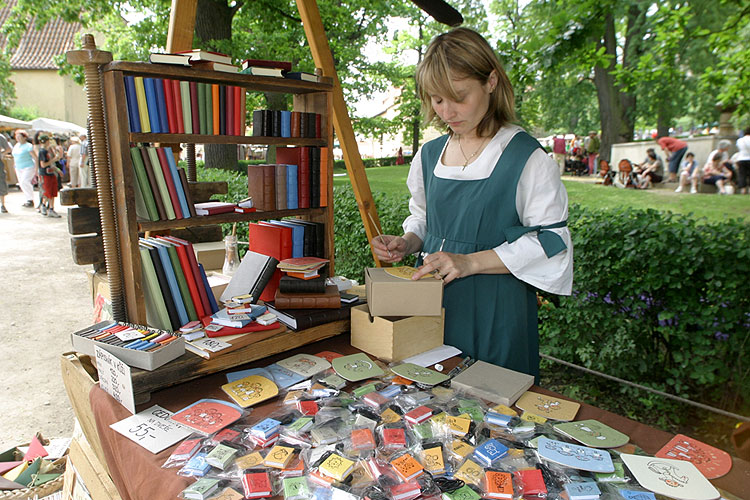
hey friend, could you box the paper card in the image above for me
[332,353,385,381]
[384,266,437,280]
[655,434,732,479]
[620,453,720,500]
[221,375,279,408]
[521,411,547,424]
[618,490,657,500]
[95,346,136,414]
[390,363,448,385]
[537,437,614,473]
[266,363,307,389]
[110,405,192,453]
[212,487,245,500]
[170,399,244,435]
[277,354,331,377]
[190,336,231,352]
[554,419,630,449]
[226,367,275,383]
[515,391,580,421]
[401,345,462,368]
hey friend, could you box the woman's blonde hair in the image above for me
[416,27,515,137]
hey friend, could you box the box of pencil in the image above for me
[71,321,185,371]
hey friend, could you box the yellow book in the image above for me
[450,440,474,460]
[490,404,518,417]
[454,459,483,486]
[421,446,446,475]
[431,411,448,424]
[236,451,264,469]
[380,408,401,424]
[221,374,279,408]
[319,453,355,481]
[264,445,295,469]
[521,411,547,424]
[447,415,472,436]
[133,76,151,133]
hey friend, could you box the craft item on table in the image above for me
[353,383,377,398]
[22,435,48,462]
[393,376,414,386]
[183,330,205,341]
[349,462,375,488]
[298,400,319,416]
[264,445,296,469]
[315,351,343,362]
[170,399,244,435]
[617,490,656,500]
[421,443,446,475]
[0,461,24,476]
[484,411,512,427]
[474,438,509,466]
[403,391,432,406]
[412,421,434,441]
[381,427,407,450]
[457,401,485,422]
[205,443,238,470]
[443,484,481,500]
[256,313,277,326]
[211,426,241,444]
[655,434,732,480]
[283,476,311,500]
[515,391,580,422]
[226,367,275,383]
[221,375,279,408]
[287,416,314,433]
[12,458,41,487]
[384,266,438,280]
[537,437,614,473]
[266,363,307,389]
[110,405,193,453]
[511,421,535,435]
[520,411,548,424]
[277,256,329,273]
[311,426,339,446]
[446,415,472,437]
[181,477,222,500]
[595,462,627,483]
[332,353,385,381]
[212,487,245,500]
[380,408,401,424]
[236,451,265,469]
[621,453,720,500]
[404,405,433,425]
[450,361,533,407]
[251,418,282,439]
[362,391,389,410]
[450,440,475,460]
[318,452,355,481]
[242,470,273,499]
[490,404,516,416]
[277,353,331,377]
[390,362,448,385]
[280,458,305,478]
[351,428,377,452]
[513,469,547,496]
[308,470,336,488]
[390,481,422,500]
[554,419,630,449]
[379,385,402,398]
[321,373,347,390]
[454,458,484,486]
[180,451,211,477]
[231,293,255,304]
[564,482,601,500]
[354,413,378,431]
[484,470,514,499]
[390,453,424,481]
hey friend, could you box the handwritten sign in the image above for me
[109,405,193,454]
[95,346,136,414]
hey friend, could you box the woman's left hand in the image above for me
[413,252,474,283]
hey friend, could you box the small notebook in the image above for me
[450,360,533,406]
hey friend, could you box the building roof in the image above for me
[0,0,82,70]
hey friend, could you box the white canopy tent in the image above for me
[0,114,32,130]
[31,117,86,135]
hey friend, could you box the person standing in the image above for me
[37,134,62,217]
[11,129,37,207]
[0,132,11,213]
[736,127,750,195]
[583,131,600,175]
[79,134,89,187]
[657,136,688,183]
[66,136,82,188]
[371,28,572,381]
[552,134,566,176]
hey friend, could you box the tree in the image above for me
[0,54,15,115]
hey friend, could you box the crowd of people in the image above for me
[0,129,90,217]
[551,132,600,177]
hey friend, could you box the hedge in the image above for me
[334,154,414,170]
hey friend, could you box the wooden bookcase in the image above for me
[100,61,335,325]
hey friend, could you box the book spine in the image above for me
[156,147,184,219]
[279,277,327,294]
[291,111,301,138]
[166,245,198,322]
[178,168,198,217]
[199,263,219,314]
[147,147,176,220]
[211,84,220,135]
[189,81,200,134]
[252,110,263,137]
[315,113,322,138]
[298,147,310,209]
[286,164,298,210]
[263,164,276,210]
[123,76,141,133]
[145,245,180,330]
[275,164,287,210]
[236,86,244,136]
[197,82,207,135]
[163,147,192,218]
[172,79,185,134]
[139,245,172,330]
[311,147,321,209]
[133,76,151,133]
[247,165,272,211]
[154,78,170,134]
[219,85,226,135]
[250,257,280,305]
[143,77,160,133]
[280,110,291,138]
[299,112,308,139]
[227,85,235,136]
[154,243,189,326]
[307,112,316,138]
[180,81,192,134]
[130,147,159,221]
[163,79,177,133]
[204,83,213,135]
[273,110,281,137]
[262,110,270,136]
[320,147,328,207]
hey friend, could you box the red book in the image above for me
[247,164,276,211]
[298,147,311,208]
[189,81,200,134]
[157,235,206,319]
[242,471,272,499]
[241,58,293,72]
[404,405,432,424]
[227,85,235,136]
[203,320,281,337]
[248,222,293,302]
[382,428,407,449]
[320,147,329,207]
[315,113,321,138]
[297,400,319,415]
[162,79,177,133]
[194,201,235,215]
[155,147,184,219]
[171,79,185,134]
[235,86,244,135]
[164,236,212,317]
[513,469,547,496]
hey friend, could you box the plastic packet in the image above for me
[177,446,213,477]
[378,423,409,453]
[178,477,229,499]
[453,456,486,487]
[281,475,314,500]
[347,426,378,457]
[162,435,205,469]
[387,449,425,483]
[418,442,448,477]
[241,467,278,499]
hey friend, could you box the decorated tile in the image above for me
[390,363,448,385]
[332,353,384,381]
[277,354,331,377]
[515,391,580,421]
[618,490,657,500]
[655,434,732,480]
[226,367,274,383]
[170,399,244,435]
[315,351,344,362]
[620,453,720,500]
[537,437,614,473]
[221,375,279,408]
[554,419,630,449]
[384,266,437,280]
[266,363,307,389]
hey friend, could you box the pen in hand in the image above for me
[368,212,393,259]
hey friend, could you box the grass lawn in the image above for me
[333,165,750,223]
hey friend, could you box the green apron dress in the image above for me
[418,131,567,381]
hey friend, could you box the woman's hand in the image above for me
[371,235,409,263]
[413,251,474,283]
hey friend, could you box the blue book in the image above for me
[564,482,601,499]
[199,263,219,314]
[250,418,281,439]
[265,363,305,389]
[123,76,141,133]
[280,110,291,138]
[163,147,191,218]
[143,78,161,133]
[148,239,189,327]
[267,220,304,258]
[285,164,298,209]
[154,79,170,134]
[226,367,275,383]
[474,438,508,466]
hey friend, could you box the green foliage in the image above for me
[7,105,39,121]
[333,154,413,171]
[539,205,750,418]
[0,54,15,115]
[194,163,250,250]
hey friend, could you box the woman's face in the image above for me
[15,131,26,143]
[429,73,496,137]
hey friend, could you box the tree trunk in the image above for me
[656,99,670,138]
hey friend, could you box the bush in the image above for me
[334,155,413,170]
[539,205,750,420]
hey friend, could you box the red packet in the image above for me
[170,399,243,435]
[514,469,547,496]
[242,470,272,498]
[655,434,732,479]
[298,400,319,416]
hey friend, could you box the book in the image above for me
[205,443,237,470]
[484,471,513,499]
[311,147,321,208]
[264,445,295,469]
[241,471,272,499]
[222,374,279,408]
[450,360,534,407]
[275,163,287,210]
[443,485,480,500]
[285,164,298,209]
[133,76,151,132]
[153,78,170,134]
[163,79,177,133]
[158,235,206,319]
[171,79,184,134]
[146,147,176,219]
[283,477,310,500]
[234,86,244,135]
[177,168,198,217]
[163,236,213,316]
[390,482,420,500]
[273,285,341,310]
[319,453,355,481]
[564,483,601,500]
[513,469,546,496]
[162,147,192,218]
[179,81,192,134]
[227,85,235,135]
[150,237,198,322]
[185,325,284,359]
[149,52,192,66]
[279,276,326,294]
[139,244,172,330]
[146,238,190,326]
[176,49,232,65]
[138,148,166,219]
[265,220,304,258]
[247,164,276,211]
[189,81,200,134]
[123,75,141,133]
[219,85,226,135]
[155,147,184,219]
[143,77,161,133]
[266,299,359,331]
[241,58,293,72]
[390,453,423,481]
[220,250,280,304]
[404,405,432,425]
[211,308,255,328]
[212,84,220,134]
[280,110,291,138]
[241,66,284,78]
[320,147,329,207]
[247,222,292,302]
[474,438,508,466]
[285,71,317,82]
[191,60,239,73]
[130,147,159,221]
[421,444,445,475]
[182,478,220,500]
[194,201,235,215]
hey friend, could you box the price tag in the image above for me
[95,346,136,414]
[114,328,145,342]
[191,337,231,353]
[109,405,192,454]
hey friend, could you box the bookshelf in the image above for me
[101,60,335,325]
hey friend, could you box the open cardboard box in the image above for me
[365,267,443,317]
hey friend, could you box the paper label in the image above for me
[109,405,192,453]
[95,346,136,414]
[114,328,145,342]
[191,337,231,352]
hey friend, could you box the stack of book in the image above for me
[273,257,338,310]
[251,109,322,138]
[247,147,328,211]
[130,146,196,222]
[151,49,239,74]
[241,58,291,78]
[123,74,246,135]
[138,235,220,331]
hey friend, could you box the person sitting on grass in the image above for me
[634,148,664,189]
[37,134,63,217]
[675,152,697,193]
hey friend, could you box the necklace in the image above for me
[456,134,489,170]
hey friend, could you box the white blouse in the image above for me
[402,125,573,295]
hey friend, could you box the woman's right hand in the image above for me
[371,235,408,263]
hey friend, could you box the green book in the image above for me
[204,82,213,136]
[146,147,176,220]
[139,244,172,330]
[130,147,159,221]
[283,476,310,500]
[179,80,192,134]
[155,238,198,321]
[443,485,481,500]
[197,82,207,135]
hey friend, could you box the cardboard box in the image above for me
[206,271,231,304]
[365,267,443,316]
[192,241,226,271]
[350,304,444,362]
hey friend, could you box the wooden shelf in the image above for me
[138,208,327,231]
[129,132,326,146]
[101,61,333,93]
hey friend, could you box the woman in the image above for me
[736,127,750,195]
[11,129,37,207]
[635,148,664,189]
[371,28,572,380]
[66,136,82,188]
